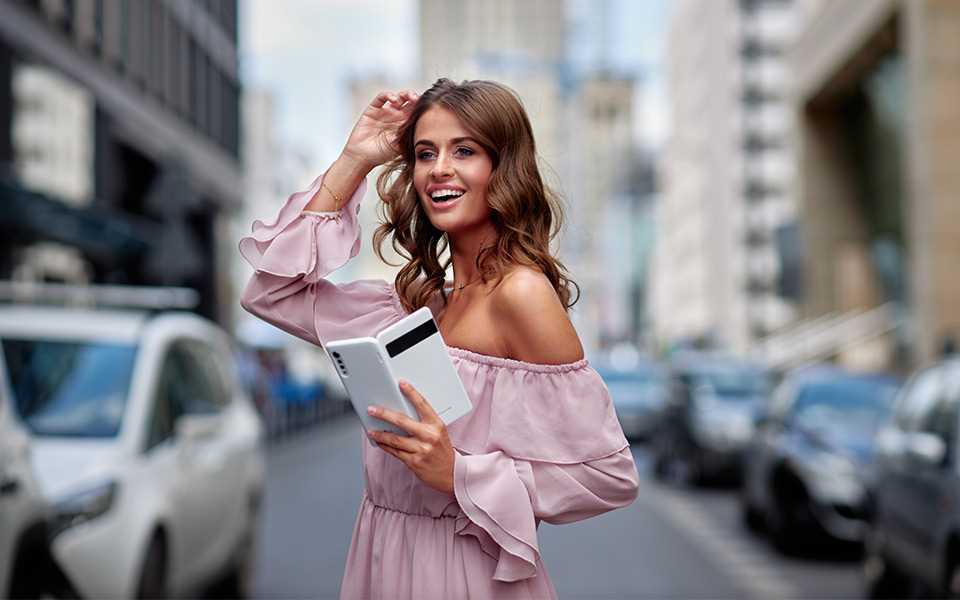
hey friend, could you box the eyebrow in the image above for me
[414,136,478,148]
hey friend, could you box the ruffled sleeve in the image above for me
[446,352,640,582]
[239,169,403,345]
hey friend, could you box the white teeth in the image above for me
[430,189,465,200]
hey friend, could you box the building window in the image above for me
[745,228,769,247]
[118,0,129,74]
[189,39,199,128]
[179,27,190,118]
[775,221,804,302]
[223,0,237,42]
[226,78,239,157]
[93,0,104,52]
[741,37,782,60]
[744,178,781,203]
[743,131,783,153]
[62,0,75,34]
[739,0,791,15]
[151,2,164,101]
[742,84,780,107]
[745,275,773,296]
[209,67,221,145]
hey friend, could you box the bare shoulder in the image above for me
[490,266,584,365]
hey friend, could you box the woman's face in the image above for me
[412,106,494,235]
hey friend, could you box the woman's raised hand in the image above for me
[342,90,419,170]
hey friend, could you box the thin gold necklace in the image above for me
[453,276,482,291]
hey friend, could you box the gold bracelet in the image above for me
[321,179,345,210]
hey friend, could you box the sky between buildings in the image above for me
[240,0,669,171]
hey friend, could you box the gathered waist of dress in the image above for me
[361,492,462,520]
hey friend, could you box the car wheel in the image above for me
[767,495,807,554]
[684,453,706,487]
[862,531,909,599]
[652,433,671,480]
[740,493,765,534]
[217,529,257,599]
[136,534,168,600]
[209,501,260,599]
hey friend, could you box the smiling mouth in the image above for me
[429,191,465,205]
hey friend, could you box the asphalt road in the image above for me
[253,416,863,599]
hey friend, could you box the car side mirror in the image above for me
[752,408,770,427]
[175,414,220,445]
[875,428,904,459]
[906,432,947,467]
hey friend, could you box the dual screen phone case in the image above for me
[325,307,473,438]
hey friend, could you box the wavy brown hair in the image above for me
[373,78,580,313]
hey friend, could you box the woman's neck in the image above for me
[448,223,497,287]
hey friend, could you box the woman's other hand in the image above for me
[367,379,455,494]
[342,90,418,170]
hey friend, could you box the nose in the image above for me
[430,151,454,178]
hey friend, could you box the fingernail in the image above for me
[367,407,376,415]
[398,380,409,390]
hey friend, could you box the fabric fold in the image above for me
[444,346,630,464]
[453,451,539,583]
[238,170,406,345]
[238,171,366,281]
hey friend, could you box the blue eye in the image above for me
[456,147,474,157]
[417,150,435,160]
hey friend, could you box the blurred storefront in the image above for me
[788,0,960,369]
[0,0,241,324]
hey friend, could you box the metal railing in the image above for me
[754,302,899,370]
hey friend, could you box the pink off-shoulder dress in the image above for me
[239,172,640,600]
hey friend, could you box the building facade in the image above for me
[652,0,747,353]
[0,0,241,323]
[651,0,802,355]
[789,0,960,368]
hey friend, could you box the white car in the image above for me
[0,303,266,599]
[0,350,51,598]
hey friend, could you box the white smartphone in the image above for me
[325,338,416,437]
[375,307,473,425]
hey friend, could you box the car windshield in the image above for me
[689,367,768,401]
[792,379,897,434]
[2,338,137,438]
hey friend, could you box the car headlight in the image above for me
[692,409,754,447]
[805,454,863,503]
[51,480,118,537]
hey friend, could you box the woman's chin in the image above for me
[425,212,465,233]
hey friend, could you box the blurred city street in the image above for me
[255,417,862,600]
[2,0,959,597]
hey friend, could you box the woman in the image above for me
[240,79,639,599]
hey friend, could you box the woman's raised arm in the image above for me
[303,90,418,212]
[238,89,420,346]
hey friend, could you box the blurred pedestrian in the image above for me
[239,79,639,599]
[941,334,957,358]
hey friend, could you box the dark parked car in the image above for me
[599,363,669,441]
[863,357,960,599]
[740,366,899,553]
[652,354,770,484]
